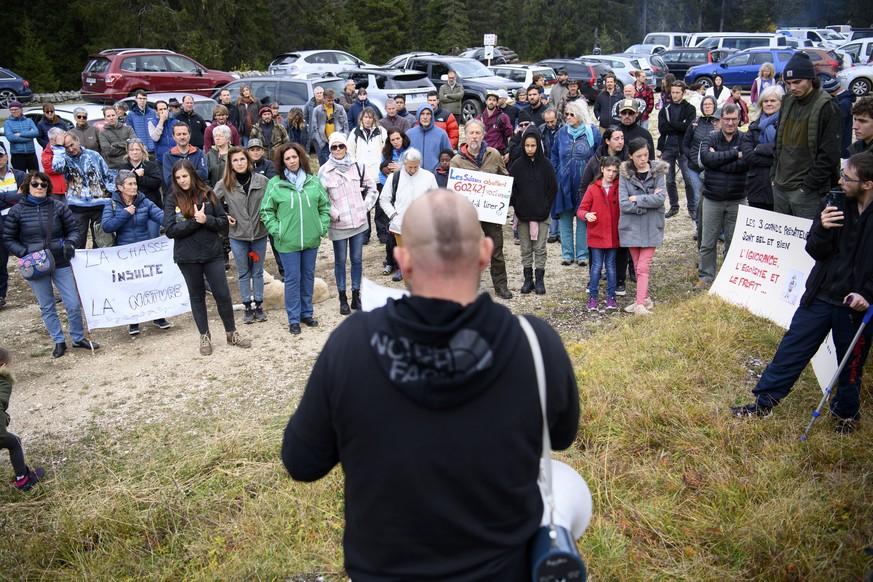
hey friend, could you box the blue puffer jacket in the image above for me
[3,117,39,155]
[100,191,164,246]
[550,123,600,216]
[127,103,158,153]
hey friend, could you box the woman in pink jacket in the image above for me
[317,133,378,315]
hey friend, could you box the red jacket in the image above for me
[577,178,620,248]
[42,142,66,195]
[432,107,459,149]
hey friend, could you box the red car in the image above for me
[80,48,235,103]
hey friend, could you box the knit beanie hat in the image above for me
[783,52,815,81]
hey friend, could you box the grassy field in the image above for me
[1,293,870,580]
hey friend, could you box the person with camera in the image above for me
[731,152,873,435]
[282,189,582,581]
[317,133,378,315]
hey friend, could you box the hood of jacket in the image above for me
[366,293,519,410]
[519,126,545,160]
[416,104,435,130]
[619,158,669,180]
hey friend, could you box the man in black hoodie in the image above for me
[282,189,580,581]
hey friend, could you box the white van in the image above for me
[642,32,689,51]
[777,28,846,48]
[686,32,722,48]
[839,38,873,66]
[697,33,789,51]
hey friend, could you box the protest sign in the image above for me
[70,236,190,329]
[711,206,836,392]
[447,167,513,224]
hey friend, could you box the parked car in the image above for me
[458,47,512,65]
[402,55,524,121]
[799,48,843,77]
[685,48,795,89]
[536,59,612,104]
[0,67,33,109]
[659,48,720,80]
[777,28,846,49]
[336,68,435,115]
[839,39,873,66]
[213,76,346,116]
[624,44,667,55]
[615,52,669,87]
[642,32,690,51]
[578,55,643,88]
[489,65,558,96]
[837,64,873,96]
[80,48,236,103]
[845,29,873,42]
[267,50,371,78]
[119,92,216,123]
[383,52,439,69]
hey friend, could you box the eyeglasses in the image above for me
[620,111,636,116]
[565,112,576,118]
[721,117,739,124]
[330,144,346,151]
[840,169,864,183]
[76,115,87,119]
[30,181,48,189]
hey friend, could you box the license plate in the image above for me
[86,78,96,84]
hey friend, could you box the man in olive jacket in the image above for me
[438,70,464,118]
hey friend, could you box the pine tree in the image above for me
[14,18,59,93]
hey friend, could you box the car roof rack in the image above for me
[98,48,177,56]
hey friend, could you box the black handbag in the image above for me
[18,200,56,281]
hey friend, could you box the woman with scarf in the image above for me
[318,133,378,315]
[260,143,330,335]
[235,85,262,146]
[214,147,270,324]
[550,100,601,267]
[704,74,730,107]
[740,85,784,212]
[377,128,410,278]
[509,127,557,295]
[347,107,387,243]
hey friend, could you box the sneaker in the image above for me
[254,305,266,322]
[605,297,617,310]
[665,207,679,218]
[615,284,626,296]
[382,264,394,276]
[834,419,858,435]
[547,235,559,244]
[587,296,598,311]
[0,297,6,309]
[561,259,572,266]
[152,318,172,330]
[227,331,252,348]
[624,302,638,313]
[643,297,654,310]
[514,237,520,245]
[392,269,403,282]
[633,303,652,316]
[577,259,588,267]
[199,333,213,356]
[128,324,141,336]
[301,316,319,327]
[14,467,45,492]
[242,308,255,324]
[289,323,301,334]
[730,403,773,418]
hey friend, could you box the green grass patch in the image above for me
[0,295,870,579]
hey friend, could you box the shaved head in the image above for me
[398,190,492,303]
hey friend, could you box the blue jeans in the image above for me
[752,298,872,420]
[589,248,617,298]
[28,266,86,344]
[686,167,703,220]
[558,211,587,262]
[279,247,318,324]
[332,231,365,292]
[660,147,694,211]
[229,236,268,303]
[318,144,330,165]
[548,214,560,238]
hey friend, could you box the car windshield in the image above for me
[385,75,432,89]
[449,60,493,78]
[820,30,844,41]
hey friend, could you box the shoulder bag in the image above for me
[18,200,56,281]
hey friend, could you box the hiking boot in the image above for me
[301,317,319,327]
[730,403,773,418]
[495,286,513,299]
[339,291,351,315]
[605,296,617,310]
[534,269,546,295]
[128,324,141,336]
[615,283,626,296]
[351,290,361,311]
[152,318,172,330]
[14,467,45,492]
[289,323,301,334]
[227,330,252,348]
[834,419,859,435]
[199,332,213,356]
[665,207,679,218]
[587,296,598,311]
[242,305,255,324]
[521,267,534,294]
[254,303,266,322]
[392,269,403,282]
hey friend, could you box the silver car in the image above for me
[337,69,435,116]
[267,50,371,78]
[837,64,873,96]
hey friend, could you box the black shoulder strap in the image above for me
[391,170,401,204]
[43,198,55,249]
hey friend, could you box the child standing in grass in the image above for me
[0,347,45,492]
[579,156,622,310]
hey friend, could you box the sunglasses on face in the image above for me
[565,112,576,118]
[518,122,531,128]
[76,115,87,119]
[330,144,346,151]
[31,181,48,189]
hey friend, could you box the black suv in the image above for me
[402,55,525,121]
[535,59,612,103]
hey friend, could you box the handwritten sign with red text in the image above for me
[447,167,513,224]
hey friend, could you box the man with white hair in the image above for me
[451,119,513,298]
[378,98,411,133]
[283,188,581,581]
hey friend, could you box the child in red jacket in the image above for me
[578,156,622,310]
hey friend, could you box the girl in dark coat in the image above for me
[740,85,784,212]
[164,160,251,355]
[509,127,557,295]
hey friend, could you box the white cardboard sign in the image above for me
[447,167,513,224]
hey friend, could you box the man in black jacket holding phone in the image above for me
[731,152,873,434]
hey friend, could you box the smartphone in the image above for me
[826,189,845,213]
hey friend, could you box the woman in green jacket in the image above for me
[260,142,330,334]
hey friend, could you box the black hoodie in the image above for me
[509,127,559,222]
[282,293,579,581]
